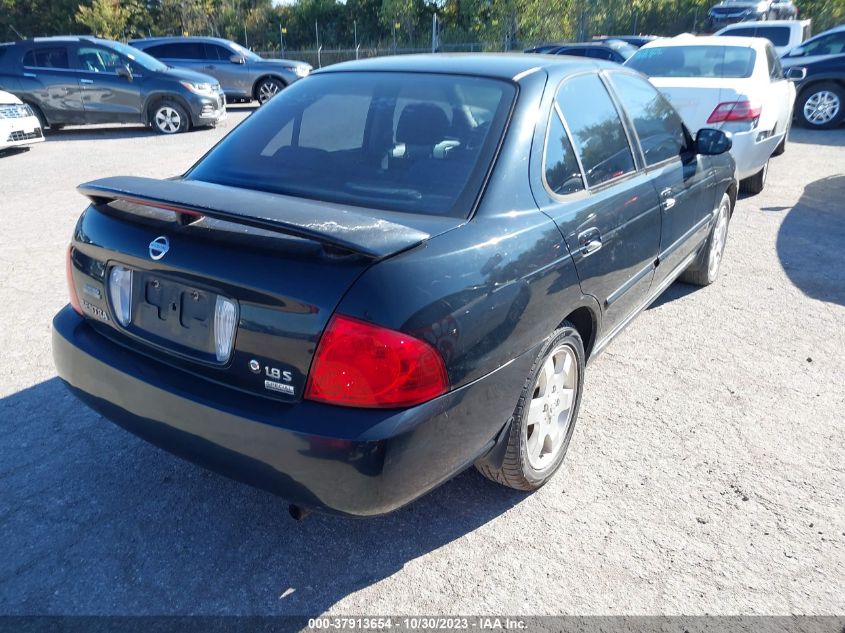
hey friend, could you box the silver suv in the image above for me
[129,37,311,104]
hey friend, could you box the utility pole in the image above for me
[244,24,248,48]
[280,24,286,58]
[431,13,437,53]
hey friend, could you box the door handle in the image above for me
[578,228,602,256]
[204,65,216,70]
[80,78,94,84]
[23,72,36,79]
[660,188,676,211]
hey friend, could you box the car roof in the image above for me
[130,36,234,46]
[316,53,614,81]
[717,19,812,28]
[639,34,767,50]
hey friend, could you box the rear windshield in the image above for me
[627,45,757,78]
[188,72,515,217]
[719,26,791,47]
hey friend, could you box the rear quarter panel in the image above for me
[337,69,599,390]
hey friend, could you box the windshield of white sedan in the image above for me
[187,72,514,217]
[627,45,756,78]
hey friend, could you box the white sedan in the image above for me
[0,90,44,152]
[626,35,796,194]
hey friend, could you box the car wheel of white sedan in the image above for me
[741,159,768,196]
[798,83,845,130]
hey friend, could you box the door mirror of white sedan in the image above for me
[695,128,732,155]
[786,66,808,81]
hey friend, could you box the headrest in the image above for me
[396,103,450,146]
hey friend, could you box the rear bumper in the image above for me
[52,306,533,516]
[729,127,782,181]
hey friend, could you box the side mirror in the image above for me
[786,66,807,81]
[695,128,732,155]
[117,65,133,81]
[229,54,246,64]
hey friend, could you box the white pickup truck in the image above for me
[714,20,812,55]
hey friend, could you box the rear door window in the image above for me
[148,42,206,59]
[555,73,636,187]
[609,72,687,167]
[188,72,515,218]
[23,46,70,69]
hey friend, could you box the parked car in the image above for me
[786,54,845,128]
[524,43,565,54]
[54,55,736,517]
[550,40,638,63]
[130,37,312,104]
[592,35,660,49]
[714,19,812,55]
[707,0,797,30]
[0,37,225,134]
[781,23,845,66]
[0,88,43,151]
[626,35,796,194]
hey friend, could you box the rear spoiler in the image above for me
[77,176,431,259]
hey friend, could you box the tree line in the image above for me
[2,0,844,53]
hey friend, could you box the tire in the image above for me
[476,324,585,491]
[772,119,790,156]
[255,77,284,105]
[25,103,60,133]
[680,193,731,286]
[796,82,845,130]
[740,159,768,195]
[150,100,190,134]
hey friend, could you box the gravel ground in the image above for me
[0,108,843,617]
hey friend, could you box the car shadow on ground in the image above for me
[646,281,700,310]
[776,174,845,307]
[0,378,527,617]
[0,147,32,158]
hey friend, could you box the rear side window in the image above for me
[556,74,635,188]
[23,46,70,69]
[543,110,585,196]
[766,45,784,80]
[627,45,757,78]
[146,42,206,59]
[609,72,687,167]
[188,72,515,218]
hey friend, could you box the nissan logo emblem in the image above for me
[149,236,170,261]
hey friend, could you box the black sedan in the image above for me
[54,55,737,517]
[786,54,845,129]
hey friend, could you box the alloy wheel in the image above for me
[258,80,281,104]
[803,91,841,126]
[708,200,729,280]
[523,343,578,471]
[154,107,182,134]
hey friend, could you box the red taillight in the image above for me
[305,315,449,408]
[707,101,762,124]
[66,246,83,315]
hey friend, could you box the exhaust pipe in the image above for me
[288,504,312,521]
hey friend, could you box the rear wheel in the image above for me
[255,77,284,105]
[681,193,731,286]
[740,159,768,195]
[772,120,790,156]
[797,83,845,130]
[150,100,190,134]
[476,324,584,491]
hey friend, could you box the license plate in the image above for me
[131,273,218,358]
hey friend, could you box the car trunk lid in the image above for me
[68,176,463,403]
